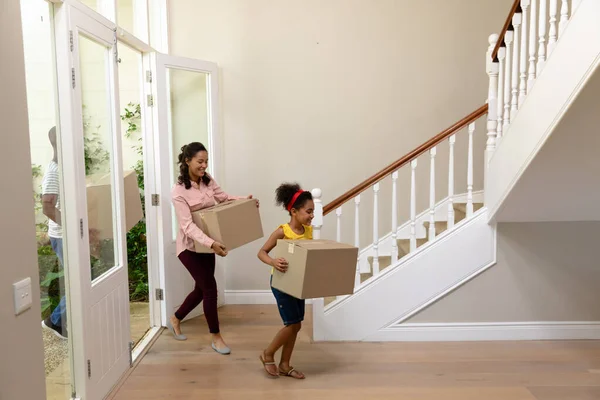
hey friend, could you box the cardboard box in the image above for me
[191,199,263,253]
[271,239,359,299]
[86,170,144,240]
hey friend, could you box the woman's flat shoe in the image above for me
[211,342,231,355]
[167,324,187,341]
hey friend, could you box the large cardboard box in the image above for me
[271,239,359,299]
[86,170,144,240]
[191,199,263,253]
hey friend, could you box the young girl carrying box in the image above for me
[257,183,314,379]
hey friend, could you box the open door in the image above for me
[151,53,225,325]
[54,4,131,400]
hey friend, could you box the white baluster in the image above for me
[428,147,436,241]
[486,34,499,175]
[354,195,361,288]
[503,28,513,132]
[447,135,456,229]
[497,45,506,139]
[511,12,521,121]
[528,0,538,91]
[391,171,399,263]
[311,188,322,240]
[548,0,558,54]
[409,160,417,252]
[559,0,569,37]
[336,207,342,242]
[372,183,380,275]
[537,0,547,73]
[519,1,530,107]
[467,123,475,217]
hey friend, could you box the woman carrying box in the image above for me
[170,142,258,355]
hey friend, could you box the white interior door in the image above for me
[151,53,225,325]
[55,4,131,399]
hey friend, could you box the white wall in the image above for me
[168,0,513,291]
[0,0,47,398]
[408,222,600,323]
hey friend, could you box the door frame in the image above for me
[150,53,225,326]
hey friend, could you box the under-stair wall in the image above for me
[402,221,600,341]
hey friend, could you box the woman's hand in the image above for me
[211,241,228,257]
[248,195,259,208]
[271,257,288,273]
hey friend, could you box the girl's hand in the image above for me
[211,241,228,257]
[271,258,288,273]
[248,195,259,208]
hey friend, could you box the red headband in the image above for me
[287,190,305,211]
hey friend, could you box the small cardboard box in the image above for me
[271,239,359,299]
[191,199,263,253]
[86,170,144,240]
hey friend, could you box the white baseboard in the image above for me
[365,321,600,342]
[224,290,313,305]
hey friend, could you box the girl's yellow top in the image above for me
[272,224,313,274]
[281,223,313,241]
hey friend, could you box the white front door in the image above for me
[55,4,131,399]
[151,53,225,325]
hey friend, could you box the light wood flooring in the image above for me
[109,305,600,400]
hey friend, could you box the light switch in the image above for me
[13,277,32,316]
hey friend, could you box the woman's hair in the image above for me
[275,182,313,213]
[177,142,211,189]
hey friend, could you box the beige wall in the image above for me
[0,0,47,398]
[409,222,600,323]
[168,0,512,290]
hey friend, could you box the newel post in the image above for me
[311,188,323,240]
[310,188,325,341]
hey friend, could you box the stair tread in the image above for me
[366,255,393,272]
[423,221,447,239]
[453,202,483,214]
[398,238,427,256]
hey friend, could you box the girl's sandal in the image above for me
[259,354,278,377]
[279,367,305,379]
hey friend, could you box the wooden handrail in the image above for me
[491,0,521,60]
[322,104,489,216]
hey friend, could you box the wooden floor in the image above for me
[110,305,600,400]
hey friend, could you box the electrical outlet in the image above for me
[13,277,32,315]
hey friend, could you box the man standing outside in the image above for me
[41,126,67,340]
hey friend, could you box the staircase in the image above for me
[310,0,592,341]
[363,202,484,282]
[324,201,484,306]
